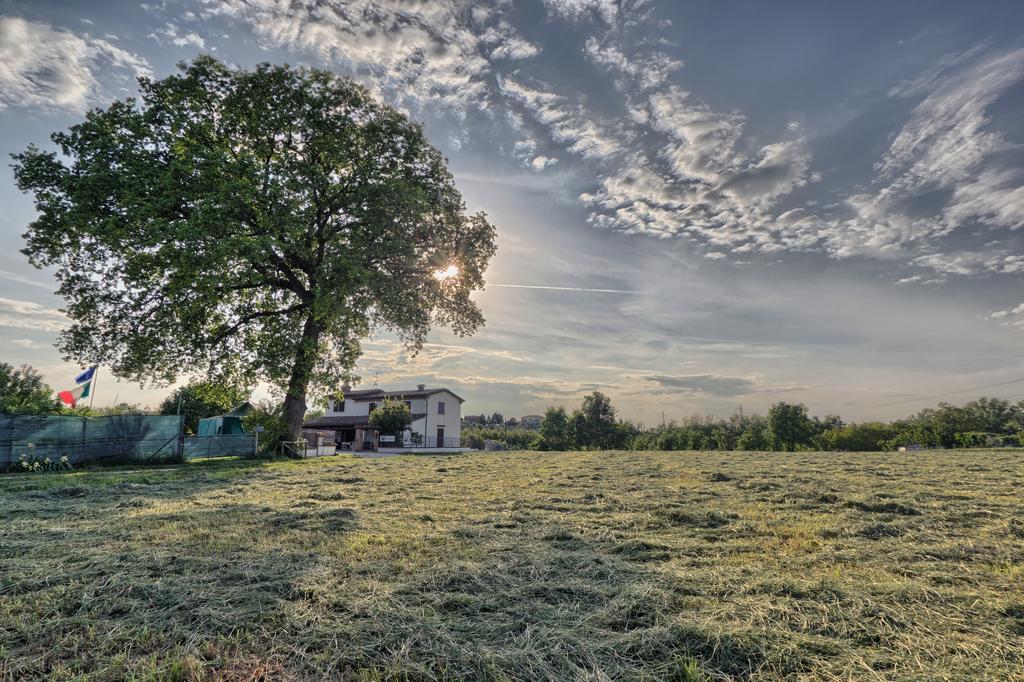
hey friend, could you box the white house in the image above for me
[304,384,464,449]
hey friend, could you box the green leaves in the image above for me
[157,380,251,435]
[0,363,61,415]
[13,57,497,435]
[368,399,414,436]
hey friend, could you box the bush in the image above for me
[460,425,536,450]
[816,422,898,451]
[369,400,413,437]
[242,400,289,455]
[954,431,998,448]
[14,449,72,473]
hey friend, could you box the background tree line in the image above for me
[461,391,1024,452]
[5,363,1023,453]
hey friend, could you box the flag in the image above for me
[59,366,97,406]
[58,382,92,407]
[75,366,97,384]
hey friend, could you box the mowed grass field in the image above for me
[2,450,1023,681]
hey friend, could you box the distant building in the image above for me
[520,415,543,429]
[304,384,463,449]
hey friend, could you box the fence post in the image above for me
[177,415,185,462]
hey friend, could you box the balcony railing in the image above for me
[419,436,461,448]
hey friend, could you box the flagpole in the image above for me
[90,366,98,408]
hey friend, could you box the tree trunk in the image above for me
[283,314,322,447]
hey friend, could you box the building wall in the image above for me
[326,389,461,446]
[411,391,461,445]
[328,396,428,416]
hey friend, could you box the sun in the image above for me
[433,264,460,281]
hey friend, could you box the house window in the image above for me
[404,401,412,410]
[369,402,377,412]
[335,399,345,412]
[437,401,445,415]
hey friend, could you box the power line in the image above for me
[842,375,1024,415]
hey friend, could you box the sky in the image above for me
[1,0,1023,423]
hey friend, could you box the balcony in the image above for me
[420,436,461,448]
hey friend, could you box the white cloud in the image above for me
[819,48,1024,274]
[498,75,622,160]
[943,167,1024,230]
[584,37,681,90]
[201,0,493,112]
[542,0,620,24]
[142,4,1024,283]
[10,338,42,349]
[648,86,746,183]
[481,23,541,60]
[875,48,1024,191]
[911,249,1024,276]
[717,139,813,204]
[155,23,206,48]
[989,303,1024,319]
[990,302,1024,330]
[568,84,812,256]
[0,297,67,332]
[530,155,558,170]
[490,37,541,60]
[0,16,150,112]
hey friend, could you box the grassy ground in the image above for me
[1,449,1022,681]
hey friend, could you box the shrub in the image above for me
[14,446,72,473]
[368,400,413,437]
[816,422,898,451]
[242,400,289,455]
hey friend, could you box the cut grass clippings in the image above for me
[1,449,1023,680]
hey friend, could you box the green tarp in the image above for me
[197,416,247,435]
[0,414,183,466]
[183,433,255,459]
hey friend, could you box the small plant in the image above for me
[16,446,73,473]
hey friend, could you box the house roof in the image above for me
[342,387,465,403]
[303,414,427,429]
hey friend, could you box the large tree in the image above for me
[538,405,572,451]
[767,401,814,452]
[13,57,497,440]
[571,391,618,449]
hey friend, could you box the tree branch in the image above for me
[212,302,308,344]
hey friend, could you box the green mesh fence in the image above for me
[0,414,183,467]
[183,434,256,459]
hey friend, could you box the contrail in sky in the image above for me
[489,284,640,294]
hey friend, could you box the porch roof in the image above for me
[303,414,426,429]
